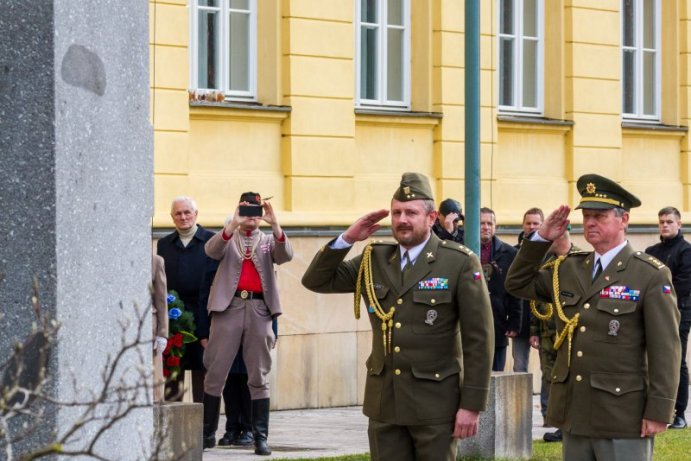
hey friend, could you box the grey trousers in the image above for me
[203,297,275,399]
[367,418,456,461]
[562,431,654,461]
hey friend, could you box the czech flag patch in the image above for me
[473,272,482,281]
[663,285,672,294]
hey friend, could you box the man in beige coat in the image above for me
[505,174,681,460]
[202,192,292,455]
[151,254,168,403]
[302,173,494,461]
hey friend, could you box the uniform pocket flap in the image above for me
[374,285,390,300]
[560,293,582,307]
[411,359,460,381]
[590,372,645,396]
[365,355,384,376]
[413,290,452,306]
[596,299,637,316]
[551,362,569,383]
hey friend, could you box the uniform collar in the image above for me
[594,240,628,271]
[399,235,431,266]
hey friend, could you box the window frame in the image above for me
[497,0,544,116]
[355,0,411,110]
[621,0,661,122]
[189,0,258,101]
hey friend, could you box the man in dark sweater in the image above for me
[645,206,691,429]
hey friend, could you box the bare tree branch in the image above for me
[1,280,191,461]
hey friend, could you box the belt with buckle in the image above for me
[235,290,263,300]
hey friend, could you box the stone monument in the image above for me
[0,1,153,459]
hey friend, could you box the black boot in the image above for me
[252,398,271,456]
[203,393,221,449]
[217,430,238,446]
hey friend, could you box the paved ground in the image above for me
[203,395,556,460]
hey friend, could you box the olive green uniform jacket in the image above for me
[302,234,494,426]
[505,240,681,438]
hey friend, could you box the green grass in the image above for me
[273,428,691,461]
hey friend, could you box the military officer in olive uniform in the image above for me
[505,174,681,461]
[302,172,494,461]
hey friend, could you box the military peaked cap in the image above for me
[575,174,641,211]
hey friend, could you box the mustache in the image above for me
[395,225,413,231]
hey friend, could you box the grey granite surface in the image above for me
[1,1,152,458]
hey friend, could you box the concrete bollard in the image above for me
[154,402,203,461]
[458,372,532,460]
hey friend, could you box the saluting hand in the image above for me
[538,205,571,241]
[342,209,390,244]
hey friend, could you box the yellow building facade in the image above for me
[151,0,690,409]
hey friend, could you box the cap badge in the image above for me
[403,186,411,195]
[586,183,596,194]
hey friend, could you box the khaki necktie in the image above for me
[401,251,412,283]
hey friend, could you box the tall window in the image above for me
[622,0,659,120]
[356,0,410,109]
[498,0,543,114]
[190,0,256,100]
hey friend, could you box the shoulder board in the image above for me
[633,251,666,270]
[370,239,397,246]
[565,250,589,257]
[438,240,474,256]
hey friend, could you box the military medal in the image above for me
[600,286,640,302]
[418,278,448,290]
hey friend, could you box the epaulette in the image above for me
[370,239,397,246]
[633,251,666,270]
[438,240,474,256]
[565,249,590,258]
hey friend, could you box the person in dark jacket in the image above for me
[157,196,216,402]
[645,206,691,429]
[432,198,465,244]
[480,207,521,371]
[511,207,544,372]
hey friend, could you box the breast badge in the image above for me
[608,319,620,336]
[425,309,438,326]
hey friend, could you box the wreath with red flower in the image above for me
[162,291,197,380]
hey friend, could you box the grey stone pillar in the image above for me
[0,1,152,459]
[458,373,533,460]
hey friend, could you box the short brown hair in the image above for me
[658,206,681,220]
[523,207,544,221]
[480,207,496,222]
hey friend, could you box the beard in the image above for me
[392,225,430,248]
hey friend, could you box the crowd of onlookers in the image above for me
[149,178,689,460]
